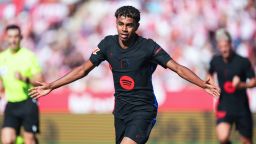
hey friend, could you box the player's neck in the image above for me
[223,51,235,63]
[119,34,137,49]
[10,46,21,54]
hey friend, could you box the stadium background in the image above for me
[0,0,256,143]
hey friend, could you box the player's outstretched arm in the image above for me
[29,60,95,99]
[166,59,220,98]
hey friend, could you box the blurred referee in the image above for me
[0,24,43,144]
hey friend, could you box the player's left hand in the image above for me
[232,75,240,88]
[29,81,52,99]
[15,72,28,82]
[204,77,220,98]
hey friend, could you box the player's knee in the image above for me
[240,137,252,144]
[120,137,137,144]
[24,133,37,144]
[1,137,16,144]
[1,131,16,144]
[218,137,231,144]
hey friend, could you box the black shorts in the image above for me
[216,110,253,138]
[114,111,156,144]
[2,98,40,134]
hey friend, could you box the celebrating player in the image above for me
[29,6,220,144]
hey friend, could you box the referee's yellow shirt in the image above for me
[0,48,41,102]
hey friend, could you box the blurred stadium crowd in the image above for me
[0,0,255,92]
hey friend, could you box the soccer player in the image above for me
[0,24,43,144]
[208,29,256,144]
[29,6,220,144]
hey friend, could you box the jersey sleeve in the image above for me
[149,39,172,68]
[244,59,255,79]
[89,37,108,66]
[208,57,215,75]
[26,53,42,78]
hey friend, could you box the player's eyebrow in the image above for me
[118,21,124,25]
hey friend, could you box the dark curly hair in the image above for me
[115,6,140,23]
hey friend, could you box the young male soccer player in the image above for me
[208,29,256,144]
[0,24,43,144]
[29,6,220,144]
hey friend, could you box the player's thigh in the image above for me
[23,131,38,144]
[236,113,253,141]
[1,127,16,144]
[23,99,40,134]
[2,103,22,135]
[115,117,126,144]
[125,116,156,144]
[121,137,137,144]
[216,122,232,141]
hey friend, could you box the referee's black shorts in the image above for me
[2,98,40,134]
[114,111,156,144]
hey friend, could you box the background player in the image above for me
[0,24,43,144]
[208,29,256,144]
[29,6,220,144]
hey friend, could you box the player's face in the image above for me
[217,40,232,59]
[116,16,138,42]
[6,29,22,50]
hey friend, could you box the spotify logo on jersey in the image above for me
[119,76,135,90]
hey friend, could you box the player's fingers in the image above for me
[28,87,35,92]
[29,90,38,96]
[32,93,41,99]
[34,94,42,100]
[213,88,220,96]
[30,91,40,98]
[35,81,45,86]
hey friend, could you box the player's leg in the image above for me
[1,127,16,144]
[236,113,253,144]
[114,117,126,144]
[216,122,232,144]
[1,103,21,144]
[240,136,252,144]
[120,137,137,144]
[23,132,38,144]
[23,99,40,144]
[123,112,156,144]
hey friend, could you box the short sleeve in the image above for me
[149,39,172,68]
[89,37,108,66]
[244,59,255,79]
[26,54,42,78]
[208,58,215,75]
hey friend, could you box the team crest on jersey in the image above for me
[92,48,100,55]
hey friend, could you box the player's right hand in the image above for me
[29,81,52,99]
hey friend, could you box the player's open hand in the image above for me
[204,77,220,98]
[29,81,52,99]
[232,75,240,88]
[15,72,27,82]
